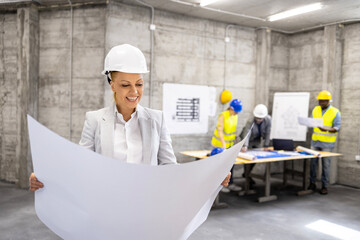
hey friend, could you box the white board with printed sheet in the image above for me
[163,83,215,134]
[270,92,310,141]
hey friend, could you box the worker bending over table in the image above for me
[211,99,243,193]
[239,104,272,189]
[308,90,341,195]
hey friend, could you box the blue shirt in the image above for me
[311,105,341,149]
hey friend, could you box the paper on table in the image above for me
[276,151,306,156]
[184,151,209,158]
[238,152,257,161]
[298,117,323,128]
[296,146,322,157]
[28,115,248,240]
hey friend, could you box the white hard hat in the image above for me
[253,104,268,118]
[102,44,149,77]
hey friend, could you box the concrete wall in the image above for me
[39,6,106,143]
[288,30,325,106]
[154,9,257,162]
[38,9,72,139]
[0,1,257,185]
[104,1,151,108]
[338,23,360,187]
[104,1,257,163]
[0,1,359,188]
[16,6,40,188]
[285,30,325,176]
[0,13,18,182]
[267,31,290,174]
[269,32,289,110]
[269,25,360,188]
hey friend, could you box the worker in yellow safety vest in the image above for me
[308,90,341,195]
[211,99,243,193]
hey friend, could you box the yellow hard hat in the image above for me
[317,90,332,100]
[220,90,232,104]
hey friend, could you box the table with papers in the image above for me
[181,149,342,203]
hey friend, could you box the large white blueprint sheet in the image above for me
[28,116,246,240]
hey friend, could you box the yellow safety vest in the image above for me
[211,110,238,148]
[312,105,340,143]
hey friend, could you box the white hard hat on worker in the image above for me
[253,104,268,118]
[102,44,148,114]
[102,44,149,83]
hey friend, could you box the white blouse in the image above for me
[113,108,143,164]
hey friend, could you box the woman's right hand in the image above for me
[29,172,44,192]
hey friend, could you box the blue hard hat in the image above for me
[210,147,225,156]
[230,99,242,113]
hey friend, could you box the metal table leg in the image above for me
[297,158,313,196]
[238,164,256,196]
[258,162,277,203]
[283,160,288,187]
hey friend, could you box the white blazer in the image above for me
[79,104,177,165]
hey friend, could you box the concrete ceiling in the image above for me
[139,0,360,33]
[1,0,360,33]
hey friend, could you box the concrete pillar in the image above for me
[255,28,271,106]
[16,5,39,188]
[322,24,343,184]
[322,25,343,107]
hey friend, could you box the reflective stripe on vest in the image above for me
[312,105,339,143]
[211,110,238,148]
[313,132,337,137]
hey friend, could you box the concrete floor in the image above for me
[1,179,359,240]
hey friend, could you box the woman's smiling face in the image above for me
[110,72,143,112]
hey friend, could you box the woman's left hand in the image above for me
[221,172,231,187]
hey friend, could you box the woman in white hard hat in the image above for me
[29,44,231,191]
[239,104,272,189]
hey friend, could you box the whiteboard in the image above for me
[270,92,310,141]
[163,83,213,134]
